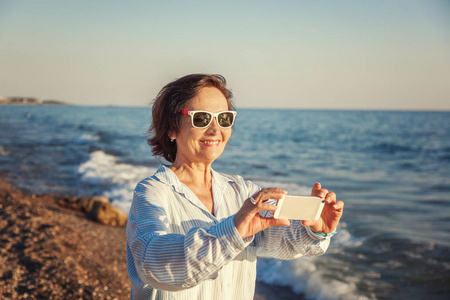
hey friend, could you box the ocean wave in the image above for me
[78,150,157,213]
[257,253,371,300]
[368,142,417,154]
[256,221,369,300]
[77,133,100,143]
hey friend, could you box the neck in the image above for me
[169,161,213,187]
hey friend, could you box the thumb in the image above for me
[302,220,316,227]
[267,218,290,228]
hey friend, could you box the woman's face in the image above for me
[172,87,232,166]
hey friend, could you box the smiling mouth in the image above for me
[201,140,220,146]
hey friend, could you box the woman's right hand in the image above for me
[234,188,290,239]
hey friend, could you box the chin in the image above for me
[200,149,225,162]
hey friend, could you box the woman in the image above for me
[126,74,344,299]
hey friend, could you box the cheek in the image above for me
[222,130,232,143]
[177,125,202,140]
[184,130,207,149]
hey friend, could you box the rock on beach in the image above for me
[58,195,128,226]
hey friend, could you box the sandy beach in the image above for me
[0,175,269,300]
[0,175,130,299]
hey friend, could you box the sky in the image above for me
[1,0,450,110]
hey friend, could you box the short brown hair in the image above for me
[148,74,234,163]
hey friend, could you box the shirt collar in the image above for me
[152,164,183,191]
[153,164,235,216]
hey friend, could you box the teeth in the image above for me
[203,141,219,144]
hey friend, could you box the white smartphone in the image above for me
[273,195,325,220]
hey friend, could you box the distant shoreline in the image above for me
[1,99,449,112]
[0,97,69,106]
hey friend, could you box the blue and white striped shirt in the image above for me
[126,165,331,300]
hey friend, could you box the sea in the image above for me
[1,105,449,300]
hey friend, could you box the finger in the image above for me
[332,200,344,211]
[325,192,336,204]
[311,182,321,196]
[252,188,287,204]
[312,183,329,199]
[258,203,278,212]
[249,195,258,205]
[318,188,329,199]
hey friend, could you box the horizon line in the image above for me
[2,103,449,113]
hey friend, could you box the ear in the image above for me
[168,132,176,142]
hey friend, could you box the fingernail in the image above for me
[319,192,326,198]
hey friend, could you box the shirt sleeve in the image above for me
[126,181,253,292]
[243,180,331,260]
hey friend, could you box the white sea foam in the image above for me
[257,253,371,300]
[78,150,157,213]
[77,133,100,143]
[257,232,368,300]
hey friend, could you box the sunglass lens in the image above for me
[218,112,234,127]
[193,112,212,128]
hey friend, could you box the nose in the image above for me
[206,117,221,132]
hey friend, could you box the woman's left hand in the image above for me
[302,182,344,233]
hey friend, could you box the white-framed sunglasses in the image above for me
[181,109,237,128]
